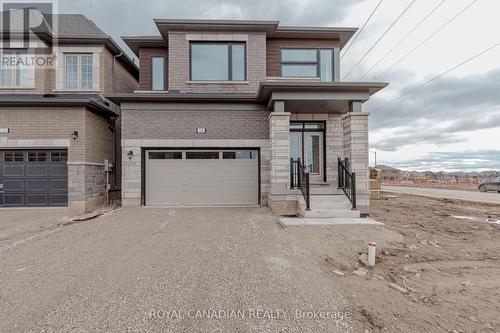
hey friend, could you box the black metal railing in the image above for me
[290,158,310,210]
[338,158,357,209]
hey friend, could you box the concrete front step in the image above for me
[309,186,344,195]
[300,208,361,218]
[297,192,359,218]
[311,201,353,210]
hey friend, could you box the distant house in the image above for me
[375,165,403,182]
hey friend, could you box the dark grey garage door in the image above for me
[0,150,68,207]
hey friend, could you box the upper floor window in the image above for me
[0,50,35,88]
[190,42,246,81]
[65,54,93,90]
[151,56,165,91]
[280,49,334,82]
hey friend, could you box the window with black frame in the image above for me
[280,49,334,82]
[190,42,246,81]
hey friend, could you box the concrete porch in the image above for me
[261,82,387,216]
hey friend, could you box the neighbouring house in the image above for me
[375,165,403,182]
[108,19,387,216]
[0,10,138,211]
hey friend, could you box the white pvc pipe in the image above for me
[368,242,376,266]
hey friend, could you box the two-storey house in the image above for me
[109,19,387,216]
[0,11,139,211]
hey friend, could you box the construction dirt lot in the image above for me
[0,193,499,332]
[306,192,500,332]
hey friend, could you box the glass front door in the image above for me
[290,124,324,183]
[305,132,323,181]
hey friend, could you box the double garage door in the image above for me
[0,150,68,207]
[145,149,259,206]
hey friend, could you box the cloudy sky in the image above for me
[58,0,500,172]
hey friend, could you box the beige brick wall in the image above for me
[168,32,266,94]
[0,108,86,160]
[83,110,114,164]
[122,108,270,140]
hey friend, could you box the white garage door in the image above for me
[145,150,259,206]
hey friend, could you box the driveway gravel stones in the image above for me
[0,207,353,332]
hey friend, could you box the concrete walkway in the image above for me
[279,217,383,227]
[382,186,500,205]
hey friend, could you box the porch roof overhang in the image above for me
[106,81,388,114]
[0,95,118,118]
[258,81,388,112]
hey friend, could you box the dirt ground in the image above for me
[284,193,500,332]
[1,195,499,332]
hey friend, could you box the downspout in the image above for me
[111,52,123,189]
[112,52,123,92]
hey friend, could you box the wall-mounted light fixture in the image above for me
[127,150,134,160]
[71,131,79,140]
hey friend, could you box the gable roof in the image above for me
[0,10,138,79]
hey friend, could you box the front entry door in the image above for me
[305,132,323,182]
[290,130,324,183]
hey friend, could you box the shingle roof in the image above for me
[50,14,107,38]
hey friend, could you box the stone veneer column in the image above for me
[121,144,142,206]
[268,101,295,214]
[342,101,370,213]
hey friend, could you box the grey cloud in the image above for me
[384,150,500,171]
[366,69,500,130]
[366,68,500,152]
[58,0,362,58]
[372,111,500,151]
[372,131,467,152]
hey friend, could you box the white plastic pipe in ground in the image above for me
[368,242,376,266]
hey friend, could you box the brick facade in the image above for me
[122,108,270,140]
[138,48,168,91]
[0,107,116,211]
[167,32,266,94]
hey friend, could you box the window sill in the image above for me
[0,87,36,90]
[266,77,321,81]
[53,89,101,93]
[186,81,250,85]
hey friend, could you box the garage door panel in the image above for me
[50,165,68,176]
[50,194,68,205]
[146,150,258,206]
[26,194,48,206]
[27,165,48,177]
[3,194,23,206]
[50,179,68,191]
[4,179,24,191]
[26,179,48,191]
[3,165,23,177]
[0,150,68,207]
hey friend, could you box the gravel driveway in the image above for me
[0,207,352,332]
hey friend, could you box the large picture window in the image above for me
[0,50,34,88]
[280,48,334,82]
[190,42,246,81]
[65,54,93,90]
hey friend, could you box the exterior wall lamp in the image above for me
[127,150,134,160]
[71,131,79,140]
